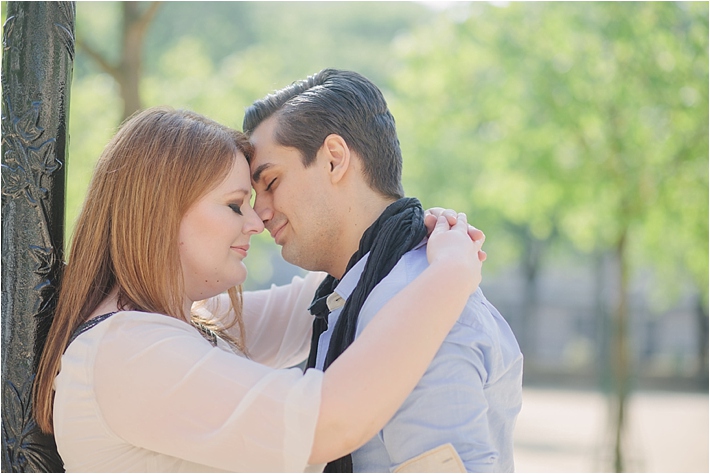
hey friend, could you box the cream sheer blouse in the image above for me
[53,272,327,472]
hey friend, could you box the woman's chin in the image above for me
[233,264,248,287]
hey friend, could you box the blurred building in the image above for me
[246,236,708,394]
[482,256,708,393]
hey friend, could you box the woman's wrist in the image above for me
[427,258,479,300]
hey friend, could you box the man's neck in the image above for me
[329,196,396,280]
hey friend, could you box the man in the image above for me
[243,69,523,473]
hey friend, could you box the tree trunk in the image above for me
[696,295,708,386]
[119,2,145,121]
[1,2,74,471]
[519,228,544,358]
[78,2,160,122]
[610,228,630,473]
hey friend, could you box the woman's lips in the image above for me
[230,244,249,257]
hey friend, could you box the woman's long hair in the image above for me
[33,106,251,434]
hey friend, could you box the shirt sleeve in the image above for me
[380,321,501,472]
[93,312,323,473]
[197,271,326,368]
[354,250,503,472]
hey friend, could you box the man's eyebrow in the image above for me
[252,163,272,183]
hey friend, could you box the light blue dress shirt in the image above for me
[314,241,524,472]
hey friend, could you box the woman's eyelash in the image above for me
[229,204,243,215]
[265,178,277,192]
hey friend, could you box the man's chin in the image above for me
[281,244,311,270]
[280,244,296,264]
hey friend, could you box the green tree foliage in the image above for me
[390,4,707,470]
[391,1,708,305]
[65,1,432,286]
[25,3,706,469]
[78,2,160,121]
[63,0,708,312]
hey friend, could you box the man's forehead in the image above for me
[248,115,278,148]
[247,122,272,174]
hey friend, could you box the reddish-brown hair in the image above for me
[33,106,252,434]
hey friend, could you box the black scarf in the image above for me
[306,197,427,473]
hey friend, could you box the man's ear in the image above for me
[321,134,351,184]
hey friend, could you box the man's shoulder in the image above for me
[376,245,514,336]
[352,246,426,328]
[380,243,481,302]
[367,242,490,303]
[389,242,429,283]
[363,243,488,316]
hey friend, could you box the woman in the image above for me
[33,106,485,472]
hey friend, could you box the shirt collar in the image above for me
[328,235,428,312]
[329,251,370,311]
[413,236,427,251]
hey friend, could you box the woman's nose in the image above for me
[253,193,273,224]
[244,205,265,235]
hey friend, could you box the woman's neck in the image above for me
[183,298,194,321]
[88,287,122,320]
[89,287,195,323]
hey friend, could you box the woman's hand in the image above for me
[426,213,485,294]
[424,207,487,263]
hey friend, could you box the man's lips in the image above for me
[268,223,286,245]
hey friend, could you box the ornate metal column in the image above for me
[2,2,75,472]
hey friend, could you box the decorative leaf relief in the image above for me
[2,147,21,168]
[35,289,59,320]
[29,139,59,175]
[2,100,62,208]
[1,3,72,472]
[2,378,32,472]
[53,22,75,61]
[1,163,30,199]
[2,14,18,53]
[14,102,44,143]
[2,379,27,442]
[28,245,54,276]
[54,2,77,31]
[2,90,13,133]
[2,376,63,472]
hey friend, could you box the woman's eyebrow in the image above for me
[225,188,251,198]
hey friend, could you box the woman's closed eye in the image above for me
[265,178,277,192]
[229,203,243,215]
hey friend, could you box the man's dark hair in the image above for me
[243,68,405,199]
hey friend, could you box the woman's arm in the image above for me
[195,272,325,367]
[240,272,325,367]
[310,214,485,464]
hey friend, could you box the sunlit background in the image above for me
[23,2,710,472]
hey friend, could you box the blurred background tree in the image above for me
[78,2,160,120]
[23,2,706,471]
[64,1,434,284]
[389,3,708,470]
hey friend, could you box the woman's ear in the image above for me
[321,134,350,184]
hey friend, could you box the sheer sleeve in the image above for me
[93,311,323,473]
[196,272,326,368]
